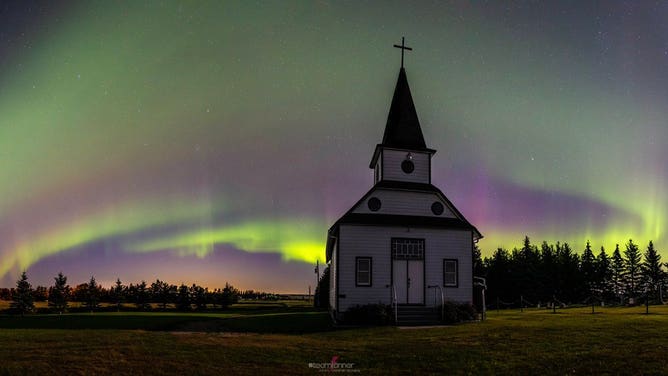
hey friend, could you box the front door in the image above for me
[391,238,425,304]
[392,259,424,304]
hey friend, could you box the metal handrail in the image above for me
[427,285,444,321]
[391,284,398,324]
[474,276,487,320]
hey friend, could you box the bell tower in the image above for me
[370,38,435,185]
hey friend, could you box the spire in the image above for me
[381,67,427,149]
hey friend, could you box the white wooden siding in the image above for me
[381,149,430,183]
[352,189,456,218]
[336,224,472,313]
[329,239,337,311]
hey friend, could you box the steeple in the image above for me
[381,67,427,150]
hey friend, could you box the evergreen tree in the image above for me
[176,283,191,311]
[84,276,100,311]
[484,248,511,302]
[135,280,150,310]
[595,247,612,297]
[48,272,70,313]
[111,278,125,311]
[11,271,35,316]
[557,242,581,302]
[473,245,484,277]
[640,240,665,301]
[220,282,239,309]
[190,284,208,310]
[624,239,642,300]
[314,266,330,309]
[611,245,625,300]
[151,280,174,309]
[539,241,556,300]
[580,241,596,295]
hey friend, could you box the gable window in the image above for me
[443,259,458,287]
[356,257,372,286]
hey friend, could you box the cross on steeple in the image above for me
[393,37,412,68]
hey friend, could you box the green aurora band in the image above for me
[0,2,665,287]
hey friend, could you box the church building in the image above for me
[326,41,482,324]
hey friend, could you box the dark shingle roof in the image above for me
[381,68,427,150]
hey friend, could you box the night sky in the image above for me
[1,2,666,292]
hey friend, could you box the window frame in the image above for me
[355,257,372,287]
[443,259,459,287]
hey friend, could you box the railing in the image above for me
[474,276,487,321]
[391,283,398,324]
[427,285,444,321]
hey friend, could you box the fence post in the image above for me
[591,298,594,314]
[497,297,500,313]
[552,296,556,314]
[520,295,523,313]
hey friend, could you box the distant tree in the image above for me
[483,248,511,303]
[83,276,100,312]
[557,242,581,302]
[539,241,557,300]
[190,284,208,310]
[32,286,48,302]
[473,245,484,277]
[151,280,174,309]
[11,272,34,316]
[0,288,12,301]
[48,272,70,313]
[135,281,150,310]
[640,241,665,301]
[72,283,89,303]
[610,245,625,301]
[176,284,191,311]
[220,282,239,309]
[111,278,125,311]
[580,241,596,295]
[624,239,642,300]
[594,247,612,298]
[314,265,330,309]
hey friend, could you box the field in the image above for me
[2,302,668,375]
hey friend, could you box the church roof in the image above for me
[325,181,483,261]
[381,68,427,150]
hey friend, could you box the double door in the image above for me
[393,259,424,304]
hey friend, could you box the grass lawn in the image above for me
[1,304,668,375]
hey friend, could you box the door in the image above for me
[392,259,424,304]
[408,260,424,304]
[393,260,407,304]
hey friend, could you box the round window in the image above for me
[431,202,444,215]
[401,160,415,174]
[367,197,381,212]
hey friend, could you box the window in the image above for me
[356,257,372,286]
[391,238,425,260]
[443,259,458,287]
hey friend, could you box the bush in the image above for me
[344,304,393,325]
[440,302,477,324]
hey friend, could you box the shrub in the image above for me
[344,304,393,325]
[440,302,477,324]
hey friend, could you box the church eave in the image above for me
[326,181,483,249]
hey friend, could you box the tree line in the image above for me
[475,237,665,307]
[4,272,286,315]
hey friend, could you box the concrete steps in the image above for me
[396,305,441,326]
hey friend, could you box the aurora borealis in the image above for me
[1,2,666,291]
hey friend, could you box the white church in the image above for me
[326,43,482,324]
